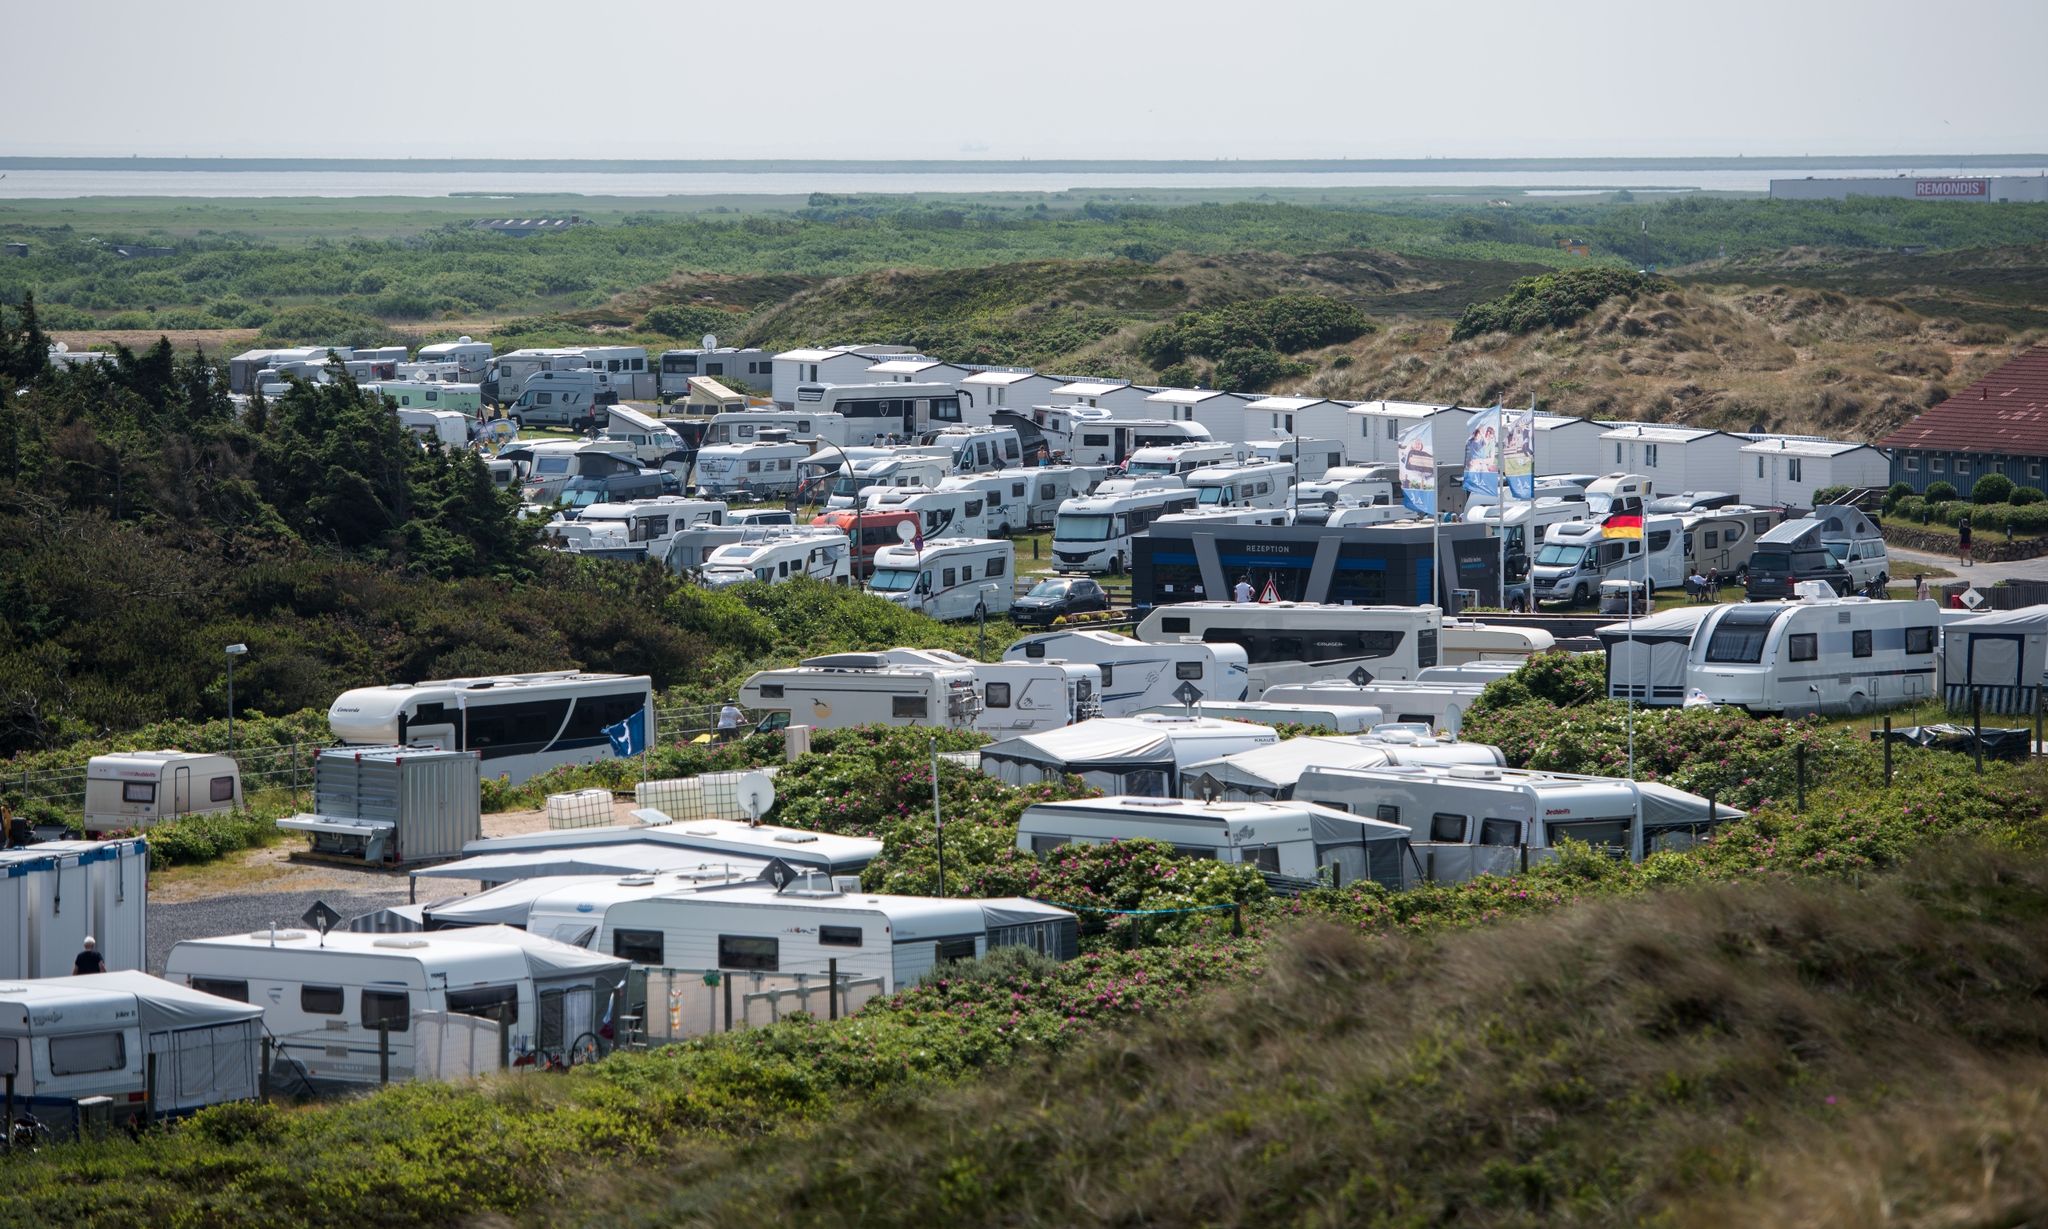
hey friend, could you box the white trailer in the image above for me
[1260,680,1488,737]
[452,816,879,879]
[546,497,727,561]
[862,648,1103,735]
[164,926,629,1090]
[981,715,1279,797]
[738,660,982,732]
[861,486,996,541]
[1177,732,1504,802]
[1671,597,1944,716]
[1294,763,1740,884]
[1015,795,1410,890]
[599,404,689,468]
[699,528,852,589]
[692,439,808,499]
[0,972,263,1127]
[1680,505,1783,580]
[396,407,474,450]
[1185,461,1293,510]
[865,539,1014,620]
[790,382,967,445]
[1004,629,1250,715]
[1049,487,1199,574]
[83,751,241,834]
[702,409,850,450]
[415,338,493,382]
[0,839,150,980]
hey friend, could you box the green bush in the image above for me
[1137,294,1370,369]
[1451,267,1670,340]
[1811,484,1850,506]
[1211,346,1309,393]
[1882,481,1914,512]
[2012,485,2046,507]
[641,303,746,339]
[1971,472,2016,505]
[1924,480,1958,502]
[143,810,283,867]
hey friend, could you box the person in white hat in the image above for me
[73,935,106,975]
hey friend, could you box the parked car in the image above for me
[1744,543,1849,600]
[1012,576,1112,626]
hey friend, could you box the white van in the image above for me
[1812,503,1890,588]
[505,370,621,430]
[1050,487,1199,574]
[866,540,1015,620]
[1529,514,1684,604]
[1185,461,1294,511]
[83,751,242,834]
[1583,472,1656,516]
[929,425,1024,474]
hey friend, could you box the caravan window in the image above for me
[302,986,343,1015]
[1479,819,1519,847]
[819,925,863,948]
[936,937,980,963]
[209,775,235,802]
[1546,818,1631,852]
[1852,630,1873,659]
[985,683,1012,708]
[1788,634,1818,662]
[1430,814,1467,843]
[1160,616,1192,634]
[1376,804,1400,824]
[892,695,929,719]
[447,986,519,1022]
[122,781,156,804]
[190,977,248,1002]
[361,990,410,1032]
[1241,847,1281,873]
[1175,661,1204,680]
[48,1032,126,1077]
[718,936,779,971]
[1906,626,1935,654]
[613,929,664,965]
[1030,834,1071,854]
[1417,630,1438,669]
[987,556,1006,577]
[758,684,785,699]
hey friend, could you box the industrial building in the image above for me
[1767,175,2048,203]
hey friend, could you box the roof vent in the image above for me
[772,832,819,844]
[374,937,430,949]
[617,875,657,887]
[251,929,309,941]
[1447,765,1502,781]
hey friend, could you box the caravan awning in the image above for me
[412,846,770,883]
[442,925,632,983]
[1182,737,1400,798]
[90,971,264,1032]
[981,721,1176,775]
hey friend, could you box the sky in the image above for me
[4,0,2045,160]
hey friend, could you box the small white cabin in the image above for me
[83,751,241,835]
[0,838,150,980]
[1016,795,1410,890]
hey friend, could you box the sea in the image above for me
[3,165,2045,199]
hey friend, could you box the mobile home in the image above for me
[1123,442,1245,480]
[1666,597,1944,715]
[820,452,949,509]
[789,381,966,444]
[82,751,241,835]
[1185,461,1294,511]
[1680,505,1783,580]
[738,659,982,732]
[1528,515,1684,604]
[328,671,653,786]
[0,838,149,980]
[1015,795,1411,890]
[1022,464,1113,528]
[1004,629,1250,715]
[863,648,1103,735]
[692,439,809,499]
[927,425,1024,473]
[701,409,850,450]
[980,715,1279,797]
[865,539,1015,620]
[773,347,917,406]
[698,528,852,589]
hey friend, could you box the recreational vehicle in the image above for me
[1185,461,1293,510]
[0,839,149,980]
[702,410,851,450]
[1014,796,1410,890]
[1003,629,1250,715]
[1248,438,1346,482]
[509,439,644,505]
[328,672,653,786]
[1131,603,1546,694]
[1176,732,1504,802]
[1023,464,1114,527]
[1294,763,1739,884]
[1680,505,1783,580]
[1666,597,1944,716]
[1293,467,1397,512]
[692,439,808,499]
[0,973,263,1129]
[414,338,493,382]
[598,404,689,469]
[810,507,918,578]
[1001,413,1215,467]
[1260,680,1489,737]
[738,659,982,732]
[82,751,241,834]
[1811,504,1891,588]
[819,452,949,510]
[1743,517,1853,600]
[698,529,852,589]
[989,403,1111,460]
[927,425,1024,474]
[981,716,1280,797]
[453,816,880,879]
[1123,443,1245,479]
[860,648,1103,735]
[1462,498,1592,580]
[367,381,484,415]
[790,382,966,446]
[1582,473,1655,516]
[656,346,775,398]
[1050,487,1200,574]
[164,927,630,1090]
[396,408,473,450]
[558,467,683,511]
[1529,515,1684,604]
[939,471,1035,535]
[505,371,620,430]
[1153,508,1292,531]
[545,497,727,560]
[861,486,995,541]
[865,539,1015,620]
[1142,699,1387,733]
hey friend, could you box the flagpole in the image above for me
[1626,517,1638,781]
[1495,405,1506,611]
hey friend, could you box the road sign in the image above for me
[301,900,342,937]
[1962,588,1985,609]
[1173,680,1204,708]
[761,857,799,892]
[1348,666,1375,686]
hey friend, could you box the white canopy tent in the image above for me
[981,716,1278,797]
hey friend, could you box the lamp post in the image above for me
[799,436,862,580]
[224,643,248,757]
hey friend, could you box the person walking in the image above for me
[73,936,105,975]
[716,700,743,743]
[1958,514,1974,568]
[1233,575,1255,603]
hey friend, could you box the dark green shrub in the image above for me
[1138,294,1370,369]
[1212,347,1308,393]
[1452,267,1670,340]
[2012,486,2046,506]
[1924,481,1958,503]
[1971,472,2016,505]
[1811,485,1850,506]
[1883,481,1914,512]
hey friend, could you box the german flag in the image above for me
[1602,512,1644,540]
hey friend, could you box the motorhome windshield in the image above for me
[869,568,922,593]
[1534,542,1585,568]
[1125,460,1178,477]
[1055,513,1115,542]
[1195,486,1230,505]
[563,488,608,509]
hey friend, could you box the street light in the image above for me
[798,436,863,581]
[224,644,248,757]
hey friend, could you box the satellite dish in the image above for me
[53,341,69,353]
[458,335,473,344]
[733,771,775,821]
[895,521,918,542]
[701,333,718,351]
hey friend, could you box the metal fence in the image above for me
[630,965,885,1044]
[3,740,322,814]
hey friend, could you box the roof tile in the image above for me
[1877,346,2048,455]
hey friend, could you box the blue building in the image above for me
[1880,346,2048,495]
[1131,520,1498,610]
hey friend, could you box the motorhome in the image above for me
[1185,461,1294,511]
[328,672,653,785]
[692,439,809,499]
[164,927,629,1089]
[415,338,493,382]
[507,439,643,504]
[699,529,852,589]
[1582,473,1655,516]
[1248,438,1346,482]
[396,408,473,450]
[1289,467,1397,525]
[1681,505,1784,580]
[558,467,684,512]
[1811,503,1891,588]
[82,751,242,835]
[1655,597,1944,716]
[1528,515,1684,604]
[702,409,850,450]
[819,452,949,510]
[598,404,689,469]
[1259,680,1489,737]
[865,539,1015,620]
[861,649,1102,735]
[1050,487,1200,574]
[1,839,149,979]
[0,973,264,1129]
[1176,731,1504,802]
[861,486,995,541]
[791,382,967,446]
[366,380,484,415]
[981,716,1280,797]
[1003,629,1250,715]
[1014,796,1410,890]
[939,471,1035,535]
[1123,442,1245,480]
[395,361,467,383]
[810,507,918,578]
[1294,764,1739,884]
[505,371,621,431]
[656,346,775,399]
[1462,498,1592,581]
[990,403,1112,460]
[546,497,727,560]
[928,425,1024,474]
[738,659,983,732]
[1022,464,1113,528]
[569,344,656,400]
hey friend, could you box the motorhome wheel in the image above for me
[1572,582,1589,604]
[1110,553,1124,576]
[1847,691,1871,715]
[508,414,524,429]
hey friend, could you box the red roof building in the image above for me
[1877,346,2048,493]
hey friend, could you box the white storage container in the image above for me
[546,789,616,829]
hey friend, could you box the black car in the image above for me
[1744,544,1849,600]
[1012,577,1111,626]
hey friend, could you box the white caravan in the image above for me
[453,816,880,879]
[415,338,493,382]
[1185,461,1294,510]
[866,540,1015,620]
[0,839,150,979]
[702,410,851,450]
[1015,796,1411,890]
[862,648,1103,735]
[1666,597,1942,716]
[1249,438,1346,482]
[1004,629,1250,715]
[981,715,1280,797]
[738,660,982,732]
[1529,515,1684,604]
[693,439,809,499]
[1123,442,1245,479]
[1177,732,1504,803]
[821,452,949,510]
[368,381,484,415]
[699,528,852,589]
[928,425,1025,474]
[0,973,263,1126]
[164,927,629,1090]
[546,497,727,560]
[1022,464,1113,528]
[599,404,689,468]
[329,671,652,785]
[1260,681,1489,737]
[656,346,775,399]
[1050,487,1200,574]
[504,371,621,430]
[82,751,242,834]
[396,408,473,450]
[1294,763,1739,884]
[791,382,968,446]
[862,486,996,541]
[939,471,1036,535]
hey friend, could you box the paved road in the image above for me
[1887,543,2048,587]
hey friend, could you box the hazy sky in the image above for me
[5,0,2044,159]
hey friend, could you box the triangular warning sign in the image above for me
[1259,577,1279,604]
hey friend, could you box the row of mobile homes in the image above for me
[1016,796,1410,891]
[865,540,1015,620]
[1261,680,1489,737]
[1601,425,1745,498]
[657,346,775,399]
[1293,764,1739,884]
[699,528,853,589]
[1739,437,1892,511]
[1178,732,1505,802]
[772,345,917,405]
[276,746,482,866]
[738,658,983,733]
[1347,402,1478,469]
[82,751,241,835]
[1,839,149,980]
[164,927,629,1090]
[980,715,1279,797]
[0,973,263,1129]
[1528,515,1685,604]
[453,815,880,880]
[860,649,1102,735]
[1146,388,1256,443]
[328,672,653,786]
[1004,629,1250,716]
[1050,486,1200,574]
[1941,605,2048,715]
